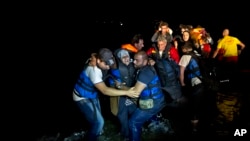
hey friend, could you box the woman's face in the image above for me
[121,55,130,66]
[182,31,190,41]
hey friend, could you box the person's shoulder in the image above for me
[181,54,192,61]
[231,36,239,40]
[86,65,99,72]
[138,66,155,80]
[142,65,155,74]
[182,54,192,58]
[121,43,132,48]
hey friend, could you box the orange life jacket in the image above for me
[121,44,138,53]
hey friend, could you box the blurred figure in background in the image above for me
[179,43,206,134]
[151,21,173,58]
[121,33,145,59]
[213,28,245,63]
[212,28,245,81]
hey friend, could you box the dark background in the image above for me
[13,4,249,140]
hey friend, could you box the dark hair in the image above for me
[131,34,143,45]
[159,21,169,27]
[181,42,193,50]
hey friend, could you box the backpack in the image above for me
[154,58,180,87]
[154,58,183,105]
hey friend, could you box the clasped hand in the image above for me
[127,87,139,98]
[114,80,126,89]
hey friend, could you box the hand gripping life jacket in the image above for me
[110,62,136,87]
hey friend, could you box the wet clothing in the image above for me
[179,53,205,120]
[129,65,166,141]
[73,66,104,141]
[109,48,137,139]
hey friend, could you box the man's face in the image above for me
[223,29,229,36]
[157,40,167,51]
[97,59,112,70]
[133,54,145,69]
[161,25,169,33]
[135,39,144,51]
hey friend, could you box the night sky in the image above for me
[14,4,249,140]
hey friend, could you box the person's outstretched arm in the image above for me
[94,82,139,98]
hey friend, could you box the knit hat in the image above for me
[98,48,114,66]
[117,49,129,59]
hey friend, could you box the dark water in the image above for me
[18,14,250,140]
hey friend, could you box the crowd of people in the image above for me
[72,21,246,141]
